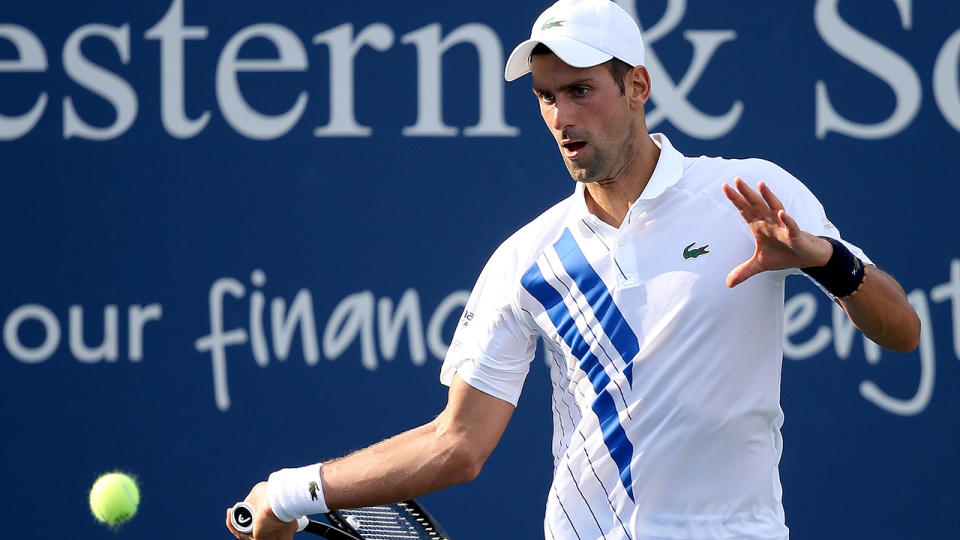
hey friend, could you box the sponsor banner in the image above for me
[2,1,958,538]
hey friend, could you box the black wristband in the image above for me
[801,237,866,298]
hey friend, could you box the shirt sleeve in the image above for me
[440,242,538,406]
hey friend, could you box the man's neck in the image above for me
[583,138,661,228]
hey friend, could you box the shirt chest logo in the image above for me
[683,242,710,259]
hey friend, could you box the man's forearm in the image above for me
[319,418,476,509]
[318,376,515,510]
[840,266,920,352]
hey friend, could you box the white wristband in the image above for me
[267,463,329,523]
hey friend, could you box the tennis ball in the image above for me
[89,472,140,526]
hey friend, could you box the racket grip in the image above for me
[230,501,310,534]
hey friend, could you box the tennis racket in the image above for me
[230,499,450,539]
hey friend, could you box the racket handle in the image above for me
[230,501,310,534]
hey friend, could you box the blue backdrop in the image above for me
[2,1,958,538]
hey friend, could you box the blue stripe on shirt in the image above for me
[521,252,635,500]
[553,228,639,386]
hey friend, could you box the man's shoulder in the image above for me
[685,154,792,180]
[682,153,806,194]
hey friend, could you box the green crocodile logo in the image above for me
[683,242,710,259]
[542,19,566,30]
[308,481,320,501]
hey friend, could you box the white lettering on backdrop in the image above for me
[192,270,469,410]
[2,0,958,140]
[616,0,742,140]
[3,262,959,415]
[814,0,960,138]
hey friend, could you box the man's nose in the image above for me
[549,99,574,132]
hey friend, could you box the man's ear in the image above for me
[628,65,652,109]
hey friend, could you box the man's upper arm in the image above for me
[441,374,516,460]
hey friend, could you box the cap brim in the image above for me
[504,37,614,82]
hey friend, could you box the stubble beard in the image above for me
[563,148,606,182]
[563,123,638,184]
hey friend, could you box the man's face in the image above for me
[530,53,637,183]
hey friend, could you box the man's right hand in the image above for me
[225,481,299,540]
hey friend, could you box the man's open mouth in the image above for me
[562,141,586,158]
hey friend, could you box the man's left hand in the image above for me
[721,177,832,287]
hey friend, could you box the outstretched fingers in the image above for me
[733,177,770,216]
[723,178,802,288]
[758,181,785,214]
[724,177,785,223]
[777,208,801,236]
[722,179,757,221]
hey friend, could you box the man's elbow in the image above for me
[885,311,921,353]
[442,443,488,486]
[433,421,492,486]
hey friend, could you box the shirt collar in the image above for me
[567,132,685,223]
[640,133,684,200]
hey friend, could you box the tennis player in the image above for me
[227,1,920,538]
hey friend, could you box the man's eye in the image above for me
[573,87,589,97]
[540,93,555,103]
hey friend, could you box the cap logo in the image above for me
[542,19,566,30]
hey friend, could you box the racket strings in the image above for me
[336,502,445,539]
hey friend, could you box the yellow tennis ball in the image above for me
[89,472,140,526]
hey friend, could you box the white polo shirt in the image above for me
[441,134,869,540]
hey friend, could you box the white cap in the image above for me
[504,0,645,81]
